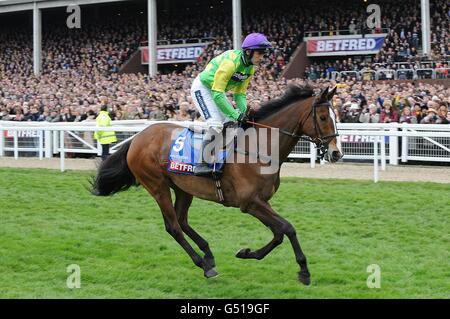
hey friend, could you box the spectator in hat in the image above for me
[342,101,361,123]
[432,96,441,103]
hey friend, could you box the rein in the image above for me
[246,97,339,159]
[246,120,316,142]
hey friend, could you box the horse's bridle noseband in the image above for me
[247,96,339,160]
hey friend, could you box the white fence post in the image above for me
[39,130,43,160]
[380,134,386,171]
[44,130,52,158]
[97,140,102,156]
[53,130,58,155]
[0,129,4,157]
[373,136,379,183]
[401,126,408,163]
[14,130,19,159]
[60,130,65,172]
[310,142,316,168]
[389,127,398,165]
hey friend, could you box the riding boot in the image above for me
[194,137,214,176]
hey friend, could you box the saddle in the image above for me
[168,124,239,203]
[168,128,229,175]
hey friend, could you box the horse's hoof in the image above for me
[298,272,311,286]
[204,268,219,278]
[205,257,216,269]
[235,248,251,259]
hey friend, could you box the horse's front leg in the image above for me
[237,198,311,285]
[236,200,285,260]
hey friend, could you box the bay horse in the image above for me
[91,85,342,285]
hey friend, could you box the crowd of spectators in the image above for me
[315,79,450,124]
[304,0,450,79]
[0,16,143,78]
[2,66,449,125]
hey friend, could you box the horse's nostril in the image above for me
[332,151,341,160]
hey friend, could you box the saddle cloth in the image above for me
[168,128,228,175]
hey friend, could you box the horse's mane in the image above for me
[251,85,314,120]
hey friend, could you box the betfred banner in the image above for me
[141,43,208,64]
[306,34,387,56]
[4,130,40,138]
[341,135,389,143]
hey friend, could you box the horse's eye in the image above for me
[320,115,327,121]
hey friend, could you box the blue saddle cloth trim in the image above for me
[168,128,227,175]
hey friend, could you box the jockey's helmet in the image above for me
[241,33,273,51]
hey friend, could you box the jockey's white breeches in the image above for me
[191,75,234,138]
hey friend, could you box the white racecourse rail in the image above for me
[0,120,450,182]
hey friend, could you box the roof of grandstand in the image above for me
[0,0,45,3]
[0,0,122,4]
[0,0,127,13]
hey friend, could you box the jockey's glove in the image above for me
[237,112,249,125]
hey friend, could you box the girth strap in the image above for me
[212,165,224,203]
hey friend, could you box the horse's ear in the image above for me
[318,87,329,103]
[327,86,337,100]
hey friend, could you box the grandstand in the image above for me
[0,0,448,125]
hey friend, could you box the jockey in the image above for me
[190,33,273,175]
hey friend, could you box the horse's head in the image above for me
[301,86,343,163]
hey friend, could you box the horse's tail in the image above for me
[90,140,138,196]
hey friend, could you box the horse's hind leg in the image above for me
[141,180,217,278]
[174,187,216,269]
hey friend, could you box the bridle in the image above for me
[246,96,339,160]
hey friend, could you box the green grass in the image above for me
[0,168,449,298]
